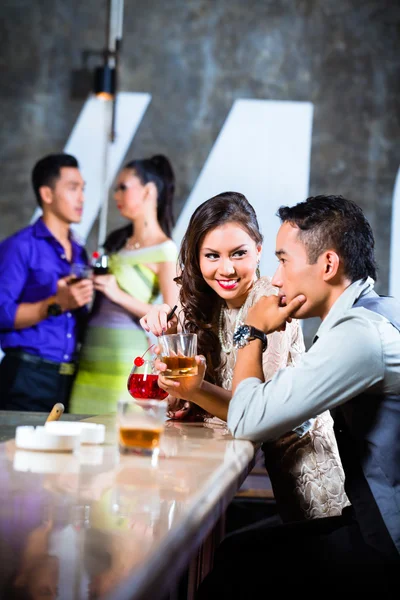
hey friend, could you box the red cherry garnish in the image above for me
[133,345,155,368]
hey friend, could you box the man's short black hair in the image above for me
[31,153,79,207]
[277,194,377,282]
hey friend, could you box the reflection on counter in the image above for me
[2,518,60,600]
[0,415,254,600]
[0,442,201,599]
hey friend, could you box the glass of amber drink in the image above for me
[159,333,198,378]
[118,359,168,456]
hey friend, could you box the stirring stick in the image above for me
[45,403,65,423]
[166,305,178,323]
[161,305,178,336]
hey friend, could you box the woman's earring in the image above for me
[256,261,261,279]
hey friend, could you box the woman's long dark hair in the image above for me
[103,154,175,253]
[175,191,263,385]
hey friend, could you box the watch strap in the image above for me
[248,326,268,352]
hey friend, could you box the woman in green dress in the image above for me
[69,155,179,414]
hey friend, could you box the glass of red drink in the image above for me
[127,359,169,401]
[118,360,168,458]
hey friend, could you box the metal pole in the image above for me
[97,0,124,249]
[97,101,113,249]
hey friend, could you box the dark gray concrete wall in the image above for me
[1,1,399,341]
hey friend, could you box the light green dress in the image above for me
[69,240,177,414]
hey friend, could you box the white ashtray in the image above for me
[15,425,80,452]
[44,421,105,445]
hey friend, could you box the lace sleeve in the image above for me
[262,320,305,381]
[262,330,290,381]
[286,318,305,367]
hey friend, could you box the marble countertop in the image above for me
[0,412,254,600]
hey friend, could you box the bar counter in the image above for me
[0,411,255,600]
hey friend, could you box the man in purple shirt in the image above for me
[0,153,94,412]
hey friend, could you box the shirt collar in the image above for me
[313,277,375,343]
[33,217,79,245]
[33,217,54,239]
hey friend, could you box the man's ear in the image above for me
[39,186,53,207]
[323,250,340,281]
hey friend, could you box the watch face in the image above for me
[47,303,62,317]
[233,324,251,349]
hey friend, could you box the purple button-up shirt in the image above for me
[0,218,88,363]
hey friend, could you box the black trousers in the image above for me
[197,507,399,599]
[0,353,75,412]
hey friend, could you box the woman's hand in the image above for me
[140,303,178,336]
[155,354,206,401]
[93,274,123,304]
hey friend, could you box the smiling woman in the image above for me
[141,191,349,522]
[199,222,261,309]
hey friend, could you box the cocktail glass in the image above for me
[117,359,168,458]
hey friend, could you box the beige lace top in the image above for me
[219,276,350,521]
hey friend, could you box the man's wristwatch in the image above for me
[233,324,268,352]
[47,302,63,317]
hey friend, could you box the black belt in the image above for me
[5,350,76,375]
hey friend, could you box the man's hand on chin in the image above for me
[245,294,307,334]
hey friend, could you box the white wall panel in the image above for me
[173,99,314,279]
[389,167,400,299]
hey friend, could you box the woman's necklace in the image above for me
[125,236,141,250]
[218,304,245,354]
